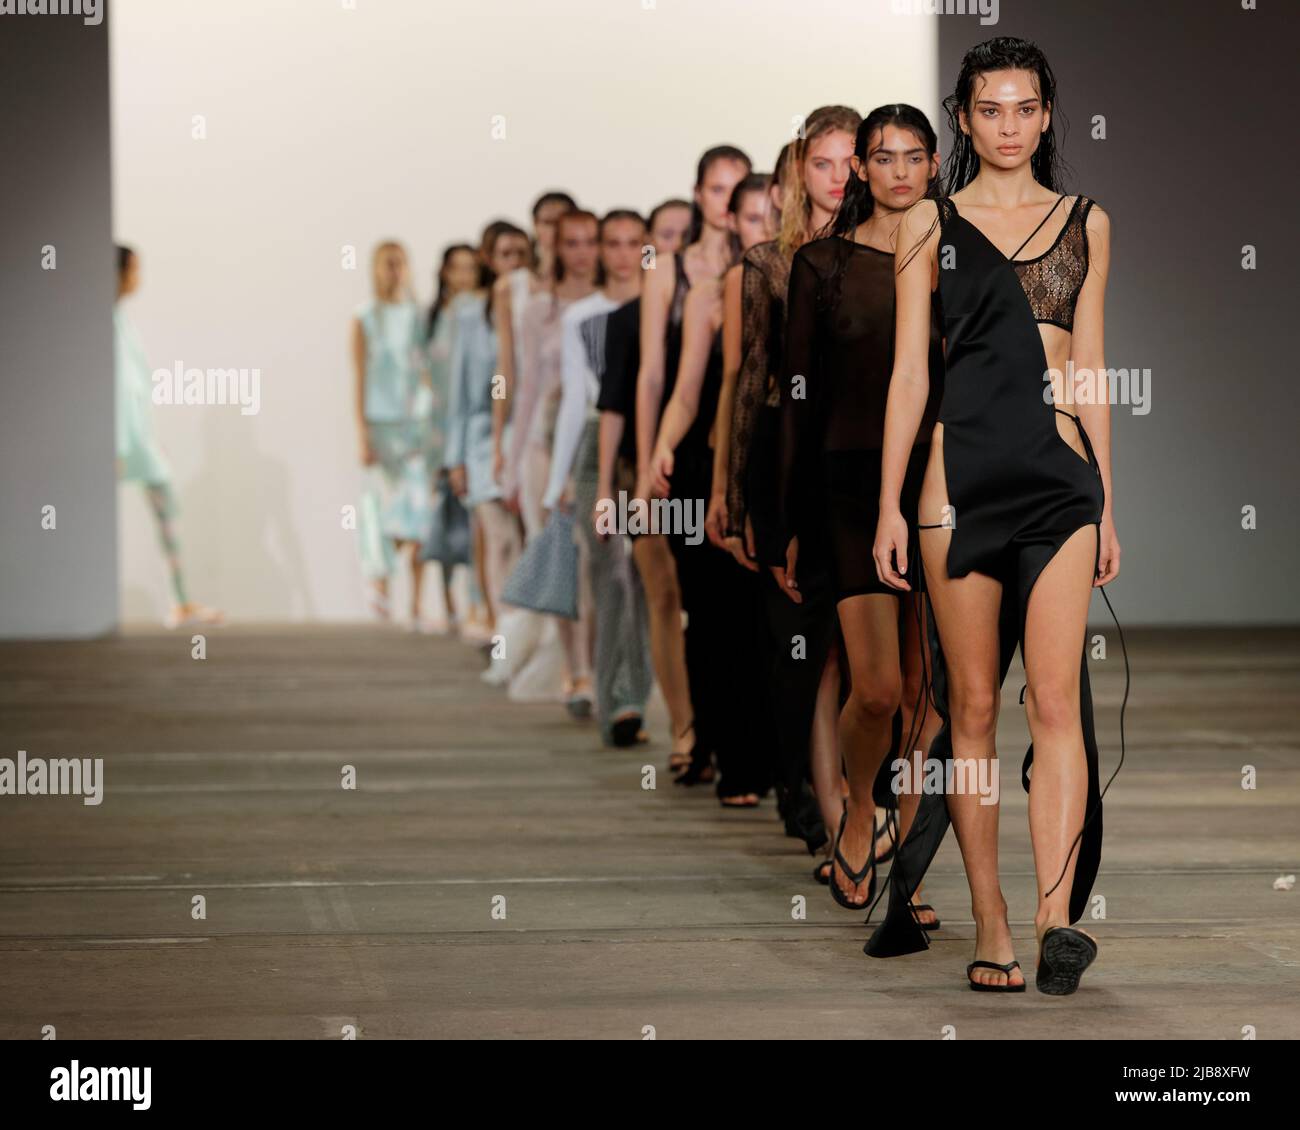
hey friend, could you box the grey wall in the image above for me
[939,0,1298,624]
[0,10,117,638]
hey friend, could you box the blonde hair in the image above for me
[371,240,415,304]
[777,105,862,258]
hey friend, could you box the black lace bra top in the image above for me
[941,194,1096,332]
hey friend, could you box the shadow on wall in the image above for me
[119,408,317,623]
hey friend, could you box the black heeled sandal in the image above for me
[1036,926,1097,995]
[967,959,1026,993]
[827,808,876,911]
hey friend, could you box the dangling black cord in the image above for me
[1039,581,1130,902]
[864,549,935,923]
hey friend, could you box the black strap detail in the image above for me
[1010,194,1067,260]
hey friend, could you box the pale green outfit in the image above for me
[114,301,187,605]
[357,299,436,581]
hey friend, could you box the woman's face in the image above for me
[600,217,646,284]
[960,67,1049,171]
[533,199,571,258]
[556,217,599,279]
[118,252,140,297]
[858,124,937,214]
[376,247,407,297]
[731,189,776,252]
[695,158,749,234]
[649,204,691,256]
[489,232,529,277]
[803,128,855,217]
[442,248,479,297]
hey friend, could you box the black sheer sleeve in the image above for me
[765,246,822,566]
[726,251,774,537]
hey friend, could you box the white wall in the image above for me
[110,0,936,621]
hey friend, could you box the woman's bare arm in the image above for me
[634,256,675,488]
[649,282,719,495]
[351,317,371,463]
[491,273,516,474]
[1070,202,1118,583]
[875,199,940,588]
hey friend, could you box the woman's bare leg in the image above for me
[1021,523,1098,948]
[832,593,904,906]
[916,433,1022,988]
[631,534,693,757]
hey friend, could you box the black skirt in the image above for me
[824,445,930,602]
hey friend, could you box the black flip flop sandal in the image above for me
[1036,926,1098,995]
[912,903,941,932]
[967,959,1026,993]
[828,809,876,911]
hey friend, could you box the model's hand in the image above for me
[1096,512,1121,585]
[491,443,505,484]
[771,537,801,603]
[360,437,378,467]
[704,492,727,549]
[725,515,759,572]
[874,509,912,591]
[649,445,674,498]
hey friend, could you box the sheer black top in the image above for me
[776,234,945,551]
[726,241,790,538]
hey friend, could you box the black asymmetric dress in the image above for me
[867,193,1129,958]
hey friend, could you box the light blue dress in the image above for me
[442,291,502,509]
[356,300,435,579]
[425,305,454,473]
[114,304,171,485]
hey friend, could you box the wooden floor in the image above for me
[0,624,1297,1039]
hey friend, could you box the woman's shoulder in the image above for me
[792,234,847,273]
[742,239,788,271]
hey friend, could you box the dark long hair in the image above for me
[551,209,600,310]
[899,37,1070,277]
[942,35,1069,195]
[824,105,938,313]
[687,145,752,245]
[426,242,477,342]
[728,172,773,263]
[480,220,528,327]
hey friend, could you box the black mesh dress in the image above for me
[726,241,787,561]
[867,193,1130,959]
[771,235,944,599]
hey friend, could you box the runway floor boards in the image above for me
[1,625,1297,1039]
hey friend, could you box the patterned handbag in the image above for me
[500,508,579,619]
[421,477,471,567]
